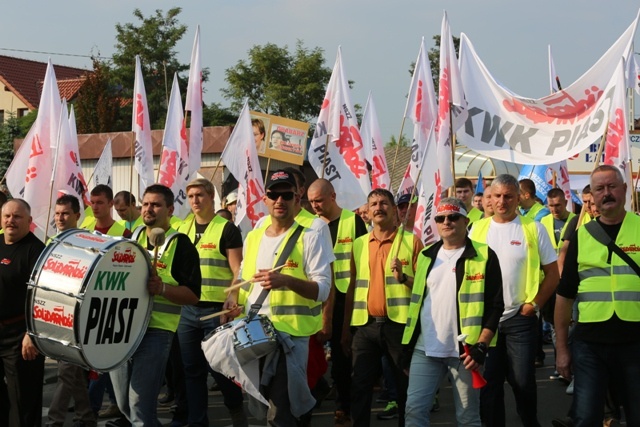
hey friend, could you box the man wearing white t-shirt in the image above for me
[402,198,504,426]
[469,174,559,427]
[224,169,334,426]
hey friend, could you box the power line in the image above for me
[0,47,111,60]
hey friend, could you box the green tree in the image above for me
[75,57,125,133]
[111,8,189,129]
[0,115,21,179]
[222,41,332,122]
[386,134,410,147]
[203,102,238,127]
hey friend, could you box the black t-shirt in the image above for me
[193,220,243,256]
[557,218,640,343]
[560,215,580,243]
[327,212,368,246]
[147,233,202,299]
[0,232,45,321]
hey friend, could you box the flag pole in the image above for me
[448,103,457,197]
[129,132,135,197]
[575,120,609,229]
[45,104,66,240]
[208,156,223,183]
[320,134,330,179]
[389,117,407,186]
[392,164,423,261]
[264,157,271,185]
[628,159,637,212]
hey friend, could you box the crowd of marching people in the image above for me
[0,164,639,427]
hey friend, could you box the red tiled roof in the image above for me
[55,77,87,102]
[0,55,89,109]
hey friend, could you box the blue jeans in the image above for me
[110,329,174,427]
[406,348,480,427]
[481,313,539,427]
[572,339,640,426]
[177,304,243,426]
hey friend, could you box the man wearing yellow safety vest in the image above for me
[226,169,333,426]
[541,188,576,253]
[342,188,423,427]
[307,178,368,426]
[83,185,131,238]
[109,184,201,427]
[176,178,248,427]
[518,178,550,222]
[455,178,483,225]
[113,191,143,232]
[557,185,596,277]
[469,174,558,427]
[403,198,504,426]
[555,165,640,427]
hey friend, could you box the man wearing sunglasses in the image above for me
[228,169,334,426]
[469,174,559,427]
[342,188,423,427]
[402,197,503,426]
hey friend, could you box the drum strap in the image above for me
[247,224,305,321]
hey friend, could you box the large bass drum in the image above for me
[27,229,152,372]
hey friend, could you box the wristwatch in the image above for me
[530,301,540,313]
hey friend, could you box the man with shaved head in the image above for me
[0,199,45,426]
[307,178,368,425]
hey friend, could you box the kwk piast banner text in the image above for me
[456,14,637,165]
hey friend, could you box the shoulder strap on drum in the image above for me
[247,224,305,321]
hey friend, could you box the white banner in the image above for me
[397,38,438,200]
[360,92,390,191]
[414,128,442,247]
[457,14,637,165]
[309,48,370,211]
[94,138,113,189]
[186,25,204,177]
[132,56,155,199]
[221,101,268,230]
[158,74,190,218]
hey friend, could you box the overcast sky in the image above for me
[3,1,639,141]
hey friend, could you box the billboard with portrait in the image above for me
[250,111,309,166]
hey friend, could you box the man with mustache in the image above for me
[555,165,640,426]
[342,188,423,427]
[470,174,559,427]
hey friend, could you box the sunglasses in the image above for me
[434,213,464,223]
[265,191,295,201]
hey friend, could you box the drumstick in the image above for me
[223,264,286,294]
[199,306,244,321]
[148,228,166,272]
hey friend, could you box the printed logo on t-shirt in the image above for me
[0,258,10,265]
[510,240,522,246]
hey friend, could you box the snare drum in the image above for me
[206,315,278,365]
[27,229,152,372]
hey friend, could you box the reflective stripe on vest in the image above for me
[178,215,233,303]
[576,212,640,322]
[471,216,540,303]
[402,240,496,347]
[351,230,415,326]
[133,227,182,331]
[242,222,322,336]
[334,210,356,293]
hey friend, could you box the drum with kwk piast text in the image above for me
[27,229,152,372]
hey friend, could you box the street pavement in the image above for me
[40,345,610,426]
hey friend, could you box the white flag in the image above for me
[397,38,438,200]
[52,102,89,214]
[436,11,468,190]
[220,101,268,230]
[6,59,61,235]
[360,92,391,191]
[414,127,442,246]
[186,25,204,177]
[133,56,155,198]
[158,74,190,218]
[603,59,632,209]
[94,139,113,189]
[308,47,370,211]
[631,54,640,95]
